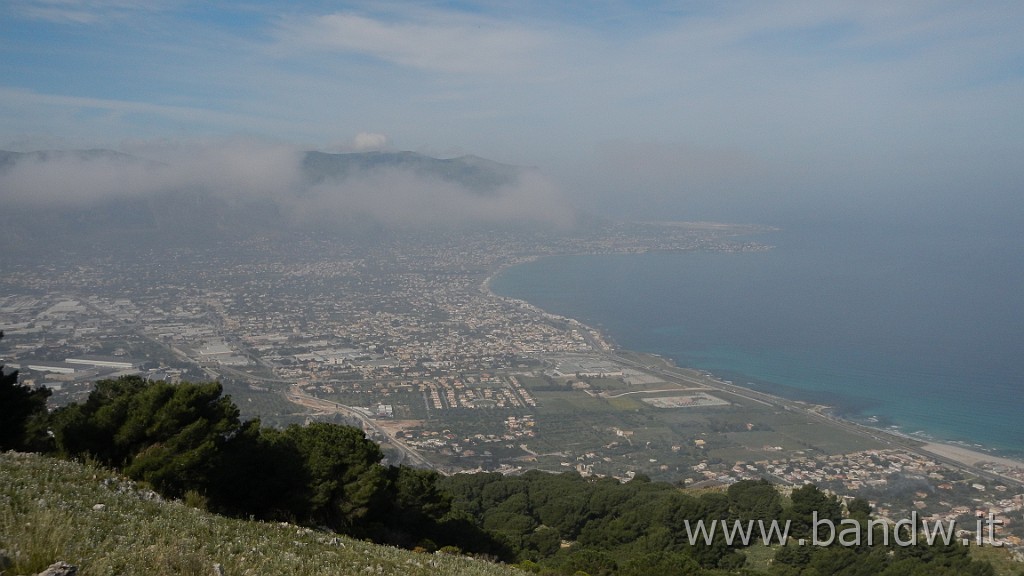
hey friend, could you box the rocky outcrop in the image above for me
[37,562,77,576]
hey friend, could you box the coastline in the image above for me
[483,256,1024,479]
[483,255,616,352]
[920,443,1024,471]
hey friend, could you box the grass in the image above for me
[605,397,644,411]
[0,452,525,576]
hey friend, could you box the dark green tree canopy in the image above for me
[282,422,387,529]
[40,376,487,553]
[0,331,51,451]
[51,376,241,496]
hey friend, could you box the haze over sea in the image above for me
[492,218,1024,457]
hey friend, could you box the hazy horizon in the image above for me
[2,2,1022,228]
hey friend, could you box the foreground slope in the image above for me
[0,452,524,576]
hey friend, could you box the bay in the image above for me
[491,222,1024,456]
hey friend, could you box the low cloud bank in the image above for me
[1,141,574,228]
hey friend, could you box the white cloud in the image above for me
[13,0,169,24]
[295,167,574,228]
[1,139,575,228]
[274,9,549,74]
[352,132,388,151]
[2,1,1022,224]
[0,87,324,148]
[1,139,304,206]
[0,87,246,129]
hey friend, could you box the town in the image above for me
[2,222,1022,552]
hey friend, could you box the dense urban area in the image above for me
[3,221,1023,558]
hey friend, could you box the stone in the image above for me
[37,561,77,576]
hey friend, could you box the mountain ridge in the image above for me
[301,150,524,194]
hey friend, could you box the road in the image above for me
[285,384,435,470]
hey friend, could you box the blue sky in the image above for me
[2,0,1023,222]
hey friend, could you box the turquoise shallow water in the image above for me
[491,223,1024,456]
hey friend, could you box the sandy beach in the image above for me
[920,442,1024,470]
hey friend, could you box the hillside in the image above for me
[0,452,524,576]
[301,151,523,194]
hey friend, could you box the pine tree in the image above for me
[0,331,52,451]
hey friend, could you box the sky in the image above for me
[2,0,1023,224]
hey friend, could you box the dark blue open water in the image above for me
[491,222,1024,456]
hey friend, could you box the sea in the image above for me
[491,219,1024,457]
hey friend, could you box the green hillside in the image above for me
[0,452,524,576]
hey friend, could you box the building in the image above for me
[65,356,136,370]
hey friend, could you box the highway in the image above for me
[285,384,435,470]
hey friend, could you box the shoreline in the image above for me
[483,254,617,352]
[919,442,1024,471]
[483,255,1024,476]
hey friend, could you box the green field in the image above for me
[278,361,886,482]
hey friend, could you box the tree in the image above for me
[0,331,52,451]
[283,422,389,532]
[206,422,309,521]
[618,551,701,576]
[367,466,457,548]
[557,548,618,576]
[846,497,872,521]
[50,376,242,496]
[728,479,783,522]
[785,484,843,540]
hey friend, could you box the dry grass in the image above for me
[0,452,524,576]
